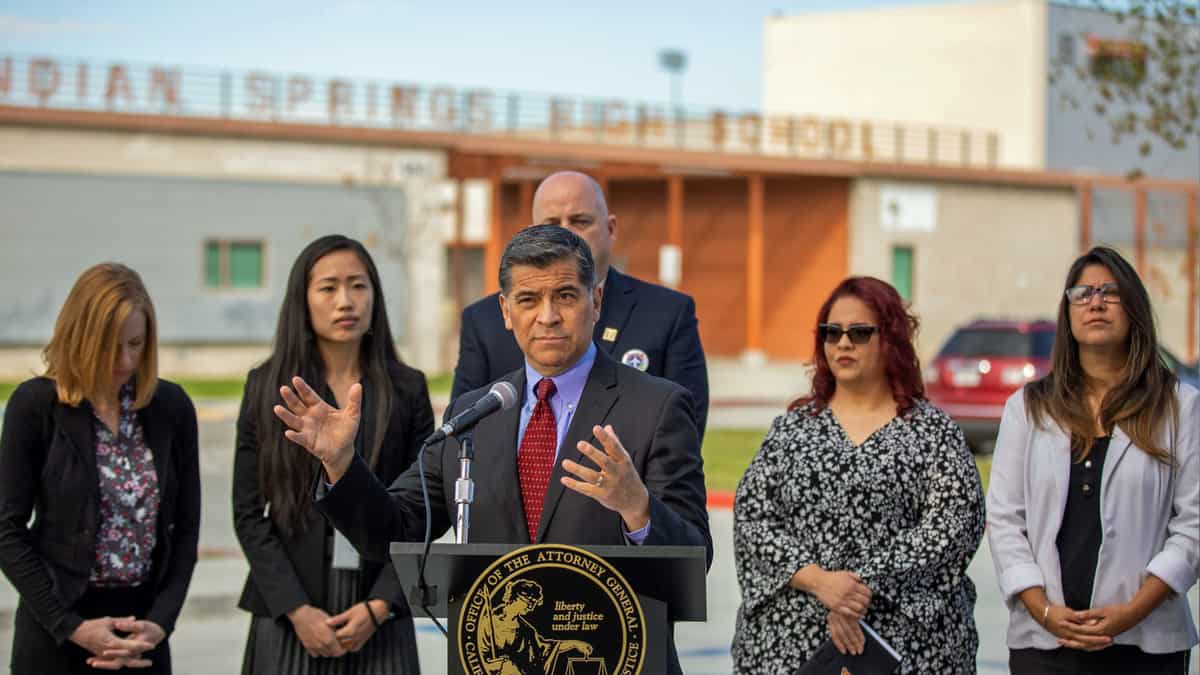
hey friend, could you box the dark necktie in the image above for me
[517,378,558,541]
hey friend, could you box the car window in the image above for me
[1032,330,1055,358]
[939,329,1033,358]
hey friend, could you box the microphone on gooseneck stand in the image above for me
[414,381,518,636]
[424,381,518,444]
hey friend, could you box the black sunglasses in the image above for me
[818,323,878,345]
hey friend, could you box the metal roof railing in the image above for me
[0,54,1001,169]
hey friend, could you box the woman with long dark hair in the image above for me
[988,246,1198,674]
[234,235,432,674]
[732,276,984,674]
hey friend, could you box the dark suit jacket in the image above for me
[232,362,434,620]
[231,360,434,619]
[452,267,710,436]
[317,349,711,675]
[0,377,201,644]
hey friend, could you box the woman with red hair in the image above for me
[732,277,985,674]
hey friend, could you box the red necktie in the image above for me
[517,378,558,541]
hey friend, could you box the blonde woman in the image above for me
[0,263,200,674]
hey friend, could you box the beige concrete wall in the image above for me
[0,125,453,372]
[848,178,1078,361]
[764,0,1047,170]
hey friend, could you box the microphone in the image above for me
[425,381,518,444]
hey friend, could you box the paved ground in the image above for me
[0,407,1196,673]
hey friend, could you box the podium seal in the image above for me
[457,544,646,675]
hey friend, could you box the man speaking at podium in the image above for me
[272,225,711,674]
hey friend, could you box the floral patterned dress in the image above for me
[90,384,160,586]
[732,400,985,675]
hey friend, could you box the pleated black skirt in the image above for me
[241,566,420,675]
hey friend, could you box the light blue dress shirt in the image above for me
[518,342,595,447]
[519,343,650,544]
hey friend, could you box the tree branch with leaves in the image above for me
[1052,1,1199,169]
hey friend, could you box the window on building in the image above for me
[205,240,264,288]
[892,245,914,302]
[1087,35,1146,87]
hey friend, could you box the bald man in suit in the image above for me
[452,171,710,437]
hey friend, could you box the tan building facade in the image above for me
[849,179,1078,359]
[1,50,1195,374]
[766,0,1048,170]
[764,0,1199,180]
[764,0,1198,362]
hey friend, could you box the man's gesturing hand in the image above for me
[561,424,651,532]
[274,376,362,482]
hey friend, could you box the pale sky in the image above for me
[0,0,967,110]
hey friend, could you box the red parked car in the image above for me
[925,319,1056,453]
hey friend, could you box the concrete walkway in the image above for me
[0,359,1196,672]
[5,509,1192,673]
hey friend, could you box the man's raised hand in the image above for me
[274,376,362,482]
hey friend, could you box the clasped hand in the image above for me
[70,616,164,670]
[1045,603,1137,651]
[812,569,872,620]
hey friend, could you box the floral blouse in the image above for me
[90,385,160,586]
[732,400,985,675]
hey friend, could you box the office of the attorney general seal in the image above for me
[457,544,646,675]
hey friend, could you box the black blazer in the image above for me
[452,267,710,436]
[318,350,711,675]
[232,362,434,619]
[0,377,201,644]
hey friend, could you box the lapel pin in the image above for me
[602,327,618,342]
[621,348,649,372]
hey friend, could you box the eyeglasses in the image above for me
[1065,283,1121,305]
[818,323,878,345]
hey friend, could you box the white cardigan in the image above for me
[986,383,1199,654]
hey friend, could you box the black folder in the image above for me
[795,620,902,675]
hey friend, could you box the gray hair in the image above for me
[498,224,595,294]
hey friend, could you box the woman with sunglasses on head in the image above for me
[988,246,1198,674]
[732,276,984,674]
